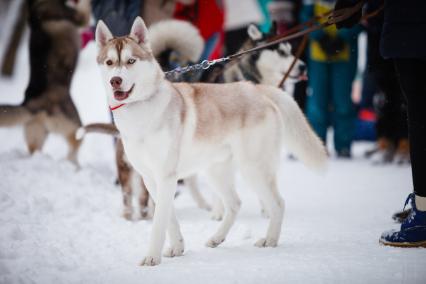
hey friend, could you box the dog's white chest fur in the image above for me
[113,89,233,180]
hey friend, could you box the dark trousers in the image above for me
[373,60,408,143]
[394,59,426,197]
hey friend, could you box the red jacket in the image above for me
[174,0,225,59]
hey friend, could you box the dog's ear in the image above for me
[96,20,113,48]
[130,17,149,45]
[279,43,292,55]
[247,24,262,41]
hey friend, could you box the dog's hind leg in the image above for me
[210,193,224,221]
[66,132,81,165]
[185,175,211,211]
[116,140,134,220]
[121,179,133,220]
[239,163,284,247]
[204,158,240,248]
[138,176,151,219]
[24,113,48,155]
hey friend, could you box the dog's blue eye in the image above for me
[128,59,136,64]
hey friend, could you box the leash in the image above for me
[277,33,309,88]
[277,1,383,87]
[165,0,383,83]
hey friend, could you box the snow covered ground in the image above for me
[1,39,425,284]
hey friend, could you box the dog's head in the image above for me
[246,24,307,86]
[95,17,163,106]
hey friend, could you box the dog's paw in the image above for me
[123,210,133,221]
[205,236,225,248]
[140,255,161,266]
[163,244,184,258]
[254,238,278,248]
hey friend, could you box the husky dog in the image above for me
[221,24,307,88]
[95,17,326,266]
[0,0,91,164]
[78,19,208,220]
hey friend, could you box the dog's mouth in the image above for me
[114,84,134,101]
[287,71,308,81]
[297,72,308,81]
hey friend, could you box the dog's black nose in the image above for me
[110,76,122,88]
[298,64,307,73]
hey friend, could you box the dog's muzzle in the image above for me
[114,84,134,101]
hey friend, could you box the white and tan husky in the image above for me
[95,17,327,266]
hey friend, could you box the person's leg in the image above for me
[380,58,426,247]
[394,59,426,199]
[306,60,329,143]
[331,61,356,156]
[371,60,408,163]
[374,61,408,143]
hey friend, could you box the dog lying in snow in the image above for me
[95,17,327,266]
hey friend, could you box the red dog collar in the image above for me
[109,103,125,111]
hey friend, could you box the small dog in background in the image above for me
[0,0,91,165]
[221,24,307,87]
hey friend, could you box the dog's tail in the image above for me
[148,19,204,63]
[264,87,327,172]
[0,105,32,127]
[76,123,120,140]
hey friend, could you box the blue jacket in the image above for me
[92,0,141,36]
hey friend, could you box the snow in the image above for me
[1,40,426,284]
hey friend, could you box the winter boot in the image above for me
[380,193,426,247]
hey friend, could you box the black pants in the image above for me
[394,59,426,197]
[373,60,408,143]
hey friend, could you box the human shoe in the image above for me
[336,148,351,159]
[380,193,426,248]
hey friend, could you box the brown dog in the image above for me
[0,0,90,165]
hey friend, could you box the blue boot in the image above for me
[380,193,426,247]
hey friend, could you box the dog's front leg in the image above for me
[163,206,184,258]
[141,176,177,266]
